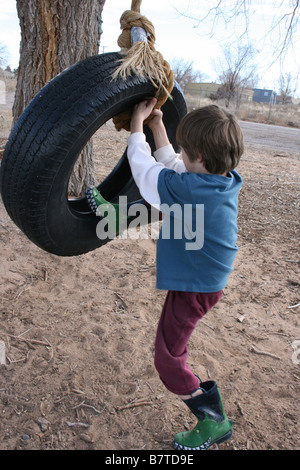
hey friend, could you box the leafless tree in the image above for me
[170,58,205,93]
[13,0,106,196]
[0,43,9,68]
[215,44,258,108]
[277,72,298,103]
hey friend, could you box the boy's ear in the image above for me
[196,152,203,163]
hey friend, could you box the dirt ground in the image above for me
[0,121,299,451]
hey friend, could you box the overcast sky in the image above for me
[0,0,299,95]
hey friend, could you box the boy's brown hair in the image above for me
[176,105,244,174]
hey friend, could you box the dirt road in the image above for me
[240,121,300,156]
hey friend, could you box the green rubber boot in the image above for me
[173,381,233,450]
[85,187,128,235]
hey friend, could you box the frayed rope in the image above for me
[112,0,174,131]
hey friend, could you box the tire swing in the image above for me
[0,0,187,256]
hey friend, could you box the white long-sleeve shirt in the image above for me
[127,132,186,207]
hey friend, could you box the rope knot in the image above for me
[112,1,174,131]
[118,10,155,49]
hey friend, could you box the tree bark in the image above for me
[13,0,106,196]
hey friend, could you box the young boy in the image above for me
[128,98,243,450]
[88,98,243,450]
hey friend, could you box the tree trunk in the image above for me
[13,0,106,196]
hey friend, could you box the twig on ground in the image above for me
[73,401,106,414]
[66,421,89,428]
[250,345,281,360]
[116,400,153,411]
[288,302,300,309]
[6,333,50,348]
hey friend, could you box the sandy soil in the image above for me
[0,122,299,451]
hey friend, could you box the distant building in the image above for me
[185,82,221,98]
[185,83,277,105]
[239,88,254,102]
[276,94,294,105]
[253,88,277,104]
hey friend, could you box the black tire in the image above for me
[0,52,187,256]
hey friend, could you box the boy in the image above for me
[88,98,243,450]
[127,99,243,450]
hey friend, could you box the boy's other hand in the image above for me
[148,107,163,132]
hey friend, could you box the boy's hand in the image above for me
[130,97,170,150]
[130,98,158,134]
[148,108,164,132]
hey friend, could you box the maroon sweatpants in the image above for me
[154,290,222,396]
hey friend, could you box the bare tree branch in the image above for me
[177,0,300,62]
[267,0,300,62]
[176,0,252,41]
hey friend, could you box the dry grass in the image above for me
[238,101,300,128]
[185,94,300,128]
